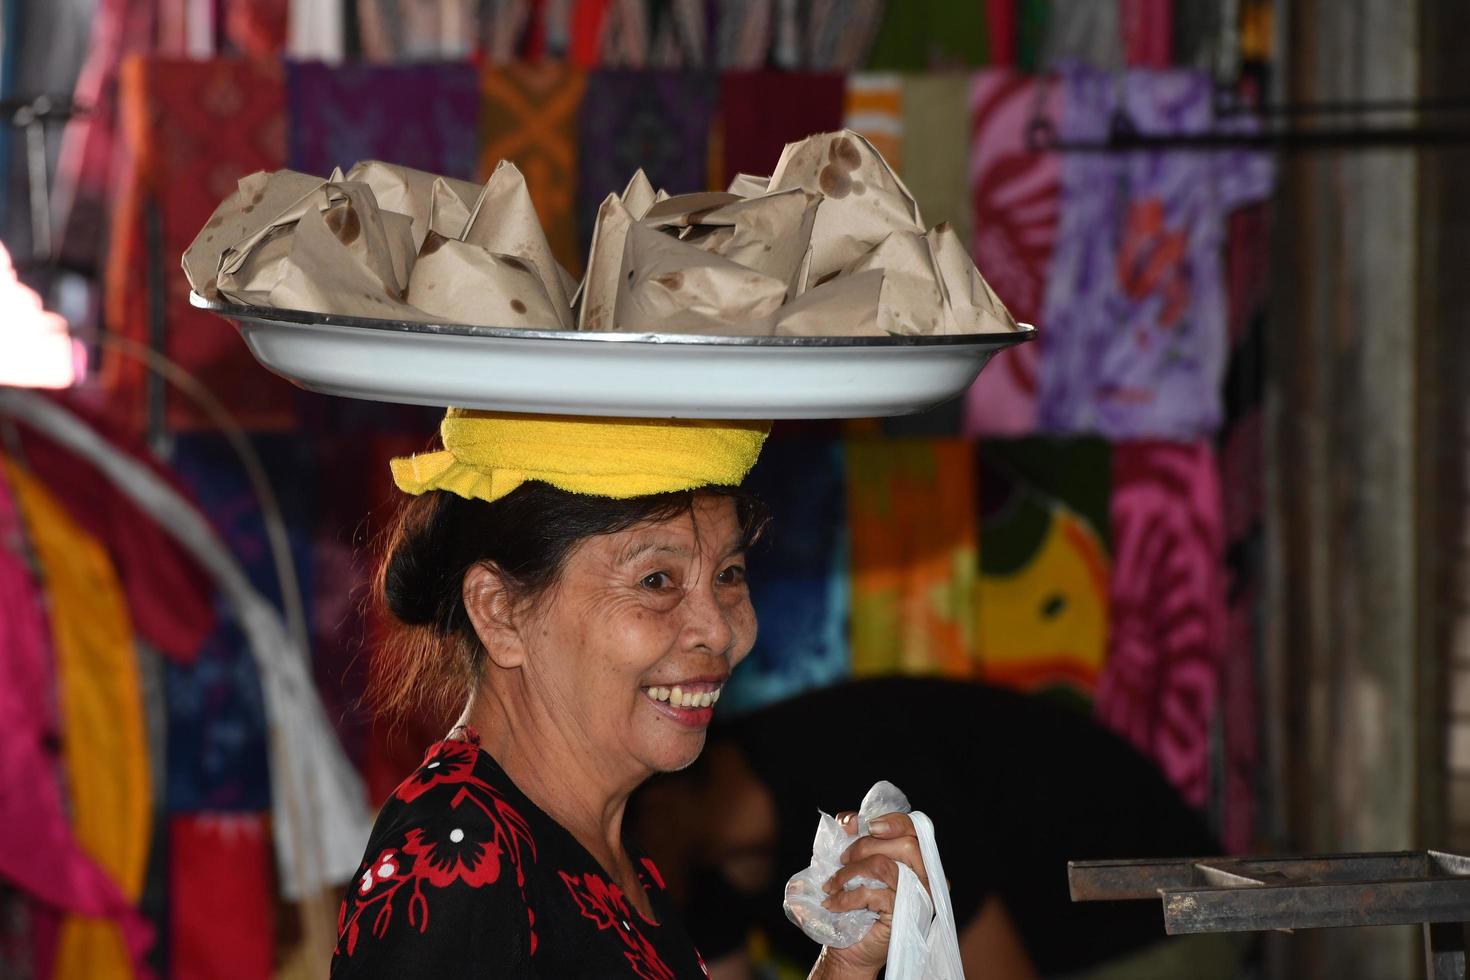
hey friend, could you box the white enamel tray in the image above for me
[193,293,1034,419]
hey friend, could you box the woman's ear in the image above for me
[462,562,526,669]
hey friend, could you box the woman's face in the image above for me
[516,494,757,777]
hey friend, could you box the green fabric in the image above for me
[1018,0,1051,72]
[867,0,989,70]
[900,72,974,244]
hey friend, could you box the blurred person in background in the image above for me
[632,677,1247,980]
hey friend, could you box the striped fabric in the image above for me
[842,72,903,176]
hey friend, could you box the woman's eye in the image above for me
[717,565,747,586]
[640,572,672,590]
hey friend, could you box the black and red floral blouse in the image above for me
[331,731,710,978]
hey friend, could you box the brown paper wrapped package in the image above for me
[186,133,1026,339]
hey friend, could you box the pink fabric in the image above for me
[1121,0,1172,67]
[1095,442,1226,807]
[965,70,1062,435]
[0,469,156,974]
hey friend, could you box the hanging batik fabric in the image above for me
[975,438,1111,703]
[901,73,973,246]
[964,70,1062,435]
[576,69,718,256]
[479,62,588,273]
[1037,66,1275,440]
[106,56,295,434]
[1096,441,1226,808]
[0,391,371,899]
[842,73,903,175]
[847,439,978,677]
[0,466,156,978]
[3,461,152,980]
[286,62,482,180]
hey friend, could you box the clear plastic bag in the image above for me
[782,780,965,979]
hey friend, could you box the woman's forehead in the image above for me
[595,500,745,565]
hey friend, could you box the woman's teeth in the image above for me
[644,685,722,709]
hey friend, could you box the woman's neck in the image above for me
[458,686,643,873]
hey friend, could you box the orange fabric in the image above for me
[846,440,978,676]
[843,75,903,175]
[478,63,588,274]
[4,461,151,980]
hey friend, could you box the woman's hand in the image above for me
[807,811,930,980]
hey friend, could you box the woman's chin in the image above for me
[639,732,708,775]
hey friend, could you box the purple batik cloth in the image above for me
[576,70,718,256]
[1038,66,1274,440]
[286,62,481,180]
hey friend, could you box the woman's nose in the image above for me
[682,580,735,654]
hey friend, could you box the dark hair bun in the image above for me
[381,494,456,628]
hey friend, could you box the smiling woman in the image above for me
[331,412,934,979]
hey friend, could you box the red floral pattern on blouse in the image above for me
[336,740,537,958]
[560,868,677,980]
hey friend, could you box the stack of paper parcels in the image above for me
[184,131,1022,338]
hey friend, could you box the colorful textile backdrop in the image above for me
[964,70,1062,435]
[1096,442,1226,808]
[575,70,718,257]
[286,62,482,180]
[842,72,903,174]
[106,57,296,434]
[721,439,851,714]
[717,71,845,185]
[479,62,588,273]
[14,401,216,663]
[847,439,977,677]
[901,72,973,245]
[4,461,153,980]
[975,438,1110,703]
[165,434,315,812]
[0,467,156,980]
[1037,66,1275,440]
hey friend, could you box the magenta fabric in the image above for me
[1037,67,1274,440]
[0,467,157,973]
[964,70,1062,436]
[1095,441,1226,808]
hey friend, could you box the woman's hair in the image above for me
[372,481,769,721]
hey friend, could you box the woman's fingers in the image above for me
[822,882,895,917]
[836,811,859,836]
[865,811,915,840]
[840,816,928,893]
[824,854,900,894]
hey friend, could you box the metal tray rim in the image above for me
[191,292,1036,350]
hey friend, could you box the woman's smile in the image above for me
[641,676,728,727]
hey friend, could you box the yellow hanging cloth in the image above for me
[4,461,151,980]
[391,410,771,504]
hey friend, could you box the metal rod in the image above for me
[1036,126,1470,153]
[1215,96,1470,117]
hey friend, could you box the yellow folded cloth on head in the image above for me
[390,410,771,503]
